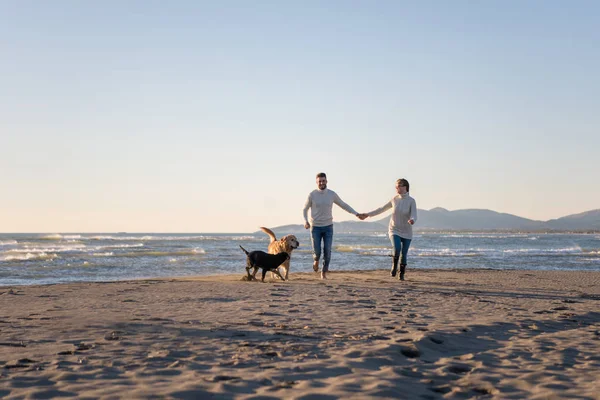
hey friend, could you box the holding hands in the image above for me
[356,213,369,221]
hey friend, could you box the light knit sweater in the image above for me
[367,193,418,239]
[303,189,358,227]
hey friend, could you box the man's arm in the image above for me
[333,192,359,216]
[303,194,312,229]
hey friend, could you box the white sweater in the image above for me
[303,189,358,227]
[367,193,417,239]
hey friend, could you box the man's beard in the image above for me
[318,184,327,190]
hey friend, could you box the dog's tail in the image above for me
[239,245,249,255]
[259,227,277,243]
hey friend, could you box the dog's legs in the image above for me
[281,259,290,280]
[270,267,285,281]
[273,268,286,281]
[261,269,268,282]
[246,261,255,280]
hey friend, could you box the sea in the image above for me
[1,232,599,286]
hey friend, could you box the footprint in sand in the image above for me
[446,363,474,374]
[399,345,420,358]
[256,311,282,317]
[333,300,355,305]
[428,336,444,344]
[269,293,287,297]
[205,375,240,382]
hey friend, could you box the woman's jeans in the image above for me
[391,234,412,265]
[310,224,334,272]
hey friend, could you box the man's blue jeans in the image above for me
[310,224,334,272]
[391,234,412,265]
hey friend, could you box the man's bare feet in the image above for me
[321,271,327,280]
[313,260,319,272]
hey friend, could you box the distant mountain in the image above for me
[416,208,544,230]
[255,208,600,234]
[545,209,600,231]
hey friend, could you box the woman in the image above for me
[359,178,417,281]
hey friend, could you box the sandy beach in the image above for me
[1,269,599,399]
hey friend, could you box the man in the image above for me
[303,172,361,279]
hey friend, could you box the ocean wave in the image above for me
[88,235,155,241]
[40,234,64,240]
[85,235,258,241]
[294,249,314,254]
[441,234,530,239]
[503,247,582,254]
[2,252,59,261]
[336,244,390,253]
[413,249,483,257]
[3,244,87,254]
[102,243,144,249]
[0,240,18,246]
[119,248,207,258]
[38,234,84,241]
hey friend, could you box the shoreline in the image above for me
[1,269,599,398]
[4,266,600,289]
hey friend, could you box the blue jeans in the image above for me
[310,224,334,272]
[391,234,412,265]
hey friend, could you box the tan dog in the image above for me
[259,227,299,280]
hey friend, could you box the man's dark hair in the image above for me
[316,172,327,179]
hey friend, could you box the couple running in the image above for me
[303,172,417,280]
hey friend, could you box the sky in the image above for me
[1,1,599,233]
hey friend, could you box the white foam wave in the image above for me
[41,234,64,240]
[119,248,207,257]
[413,249,482,257]
[102,243,144,249]
[0,240,18,246]
[92,252,114,257]
[85,235,256,241]
[503,247,582,254]
[5,244,87,254]
[441,234,530,239]
[2,252,59,261]
[583,250,600,255]
[40,234,81,240]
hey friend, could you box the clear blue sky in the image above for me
[2,1,599,232]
